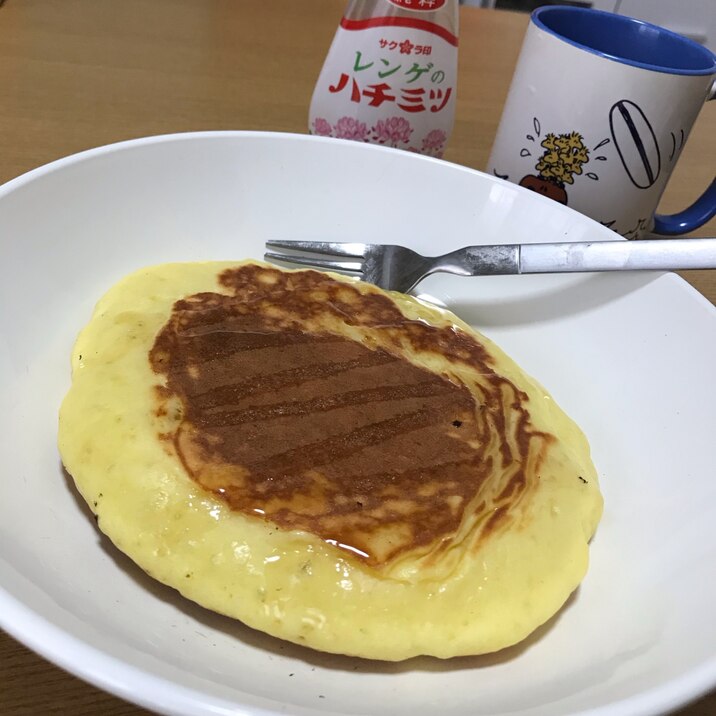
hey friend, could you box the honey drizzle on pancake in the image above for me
[150,265,551,566]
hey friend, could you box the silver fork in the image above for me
[265,238,716,294]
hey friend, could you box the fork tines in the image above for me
[264,240,366,274]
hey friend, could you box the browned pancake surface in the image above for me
[150,265,549,566]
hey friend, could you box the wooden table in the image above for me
[0,1,714,714]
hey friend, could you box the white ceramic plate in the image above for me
[0,132,714,716]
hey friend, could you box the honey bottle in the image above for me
[309,0,458,158]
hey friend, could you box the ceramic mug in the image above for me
[487,6,716,239]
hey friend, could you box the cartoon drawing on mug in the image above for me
[609,100,661,190]
[668,129,686,162]
[492,118,608,205]
[519,131,591,205]
[621,216,649,240]
[519,118,541,156]
[492,117,542,179]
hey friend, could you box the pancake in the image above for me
[58,261,602,660]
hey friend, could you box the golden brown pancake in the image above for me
[58,261,602,660]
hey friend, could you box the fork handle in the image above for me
[518,238,716,273]
[452,238,716,275]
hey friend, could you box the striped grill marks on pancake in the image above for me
[149,266,550,566]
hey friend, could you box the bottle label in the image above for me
[387,0,447,12]
[339,16,457,47]
[309,24,457,157]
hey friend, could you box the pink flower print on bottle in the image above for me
[334,116,370,141]
[312,118,333,137]
[373,117,413,147]
[421,128,447,156]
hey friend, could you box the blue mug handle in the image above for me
[653,86,716,235]
[653,178,716,235]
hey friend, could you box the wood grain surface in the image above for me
[0,1,714,714]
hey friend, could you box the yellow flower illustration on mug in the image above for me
[520,131,590,204]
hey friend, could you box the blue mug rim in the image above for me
[532,6,716,77]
